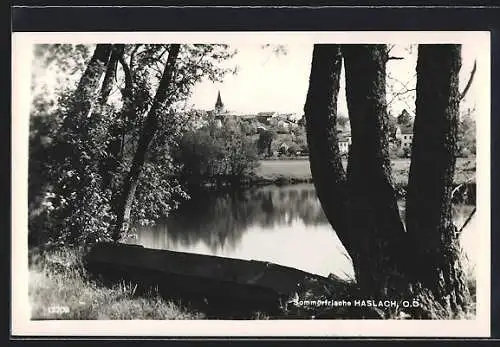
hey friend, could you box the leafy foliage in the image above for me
[336,113,350,129]
[29,43,237,247]
[397,109,412,126]
[456,109,476,157]
[39,92,116,246]
[387,114,399,140]
[176,116,259,187]
[256,129,276,157]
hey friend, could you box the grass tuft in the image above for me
[28,247,204,320]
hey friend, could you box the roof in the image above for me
[257,112,276,117]
[239,114,256,119]
[338,131,351,141]
[398,125,413,134]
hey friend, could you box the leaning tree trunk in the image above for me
[98,44,123,106]
[56,44,113,172]
[96,44,124,190]
[98,44,133,192]
[405,44,470,315]
[113,44,180,241]
[53,44,112,176]
[61,44,112,132]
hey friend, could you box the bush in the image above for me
[176,118,259,187]
[29,90,188,247]
[394,146,411,159]
[256,129,276,157]
[287,143,300,156]
[34,93,117,247]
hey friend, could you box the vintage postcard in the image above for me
[11,31,490,337]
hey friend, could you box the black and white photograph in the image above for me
[12,31,490,337]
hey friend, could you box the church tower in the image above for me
[214,90,225,114]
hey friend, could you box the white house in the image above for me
[338,140,349,154]
[338,132,352,154]
[395,125,414,148]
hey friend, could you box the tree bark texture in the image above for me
[406,44,470,313]
[303,45,350,251]
[341,45,407,300]
[304,44,470,318]
[113,44,180,241]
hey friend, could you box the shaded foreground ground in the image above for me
[29,248,205,320]
[29,246,476,320]
[29,247,358,320]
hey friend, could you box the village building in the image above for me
[338,132,352,154]
[255,112,276,124]
[395,125,414,148]
[207,93,301,134]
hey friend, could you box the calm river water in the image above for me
[126,184,477,280]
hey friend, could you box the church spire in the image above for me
[215,90,224,113]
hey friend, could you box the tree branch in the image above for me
[128,44,141,79]
[387,87,417,106]
[459,60,477,101]
[458,207,476,234]
[99,44,123,105]
[61,44,112,130]
[117,51,134,101]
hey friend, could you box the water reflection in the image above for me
[128,184,475,280]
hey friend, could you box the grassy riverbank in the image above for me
[29,246,476,320]
[254,157,476,186]
[29,248,204,320]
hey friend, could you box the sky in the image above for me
[188,42,483,117]
[27,32,488,120]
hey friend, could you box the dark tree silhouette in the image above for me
[257,129,276,157]
[405,44,469,314]
[304,44,470,318]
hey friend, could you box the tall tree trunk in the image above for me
[99,44,132,192]
[54,44,112,177]
[405,44,470,314]
[112,44,180,241]
[304,45,407,306]
[341,45,407,300]
[303,45,350,250]
[304,43,471,318]
[98,44,123,105]
[61,44,112,131]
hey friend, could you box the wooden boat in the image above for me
[84,242,330,316]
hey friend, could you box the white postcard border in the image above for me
[11,31,491,337]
